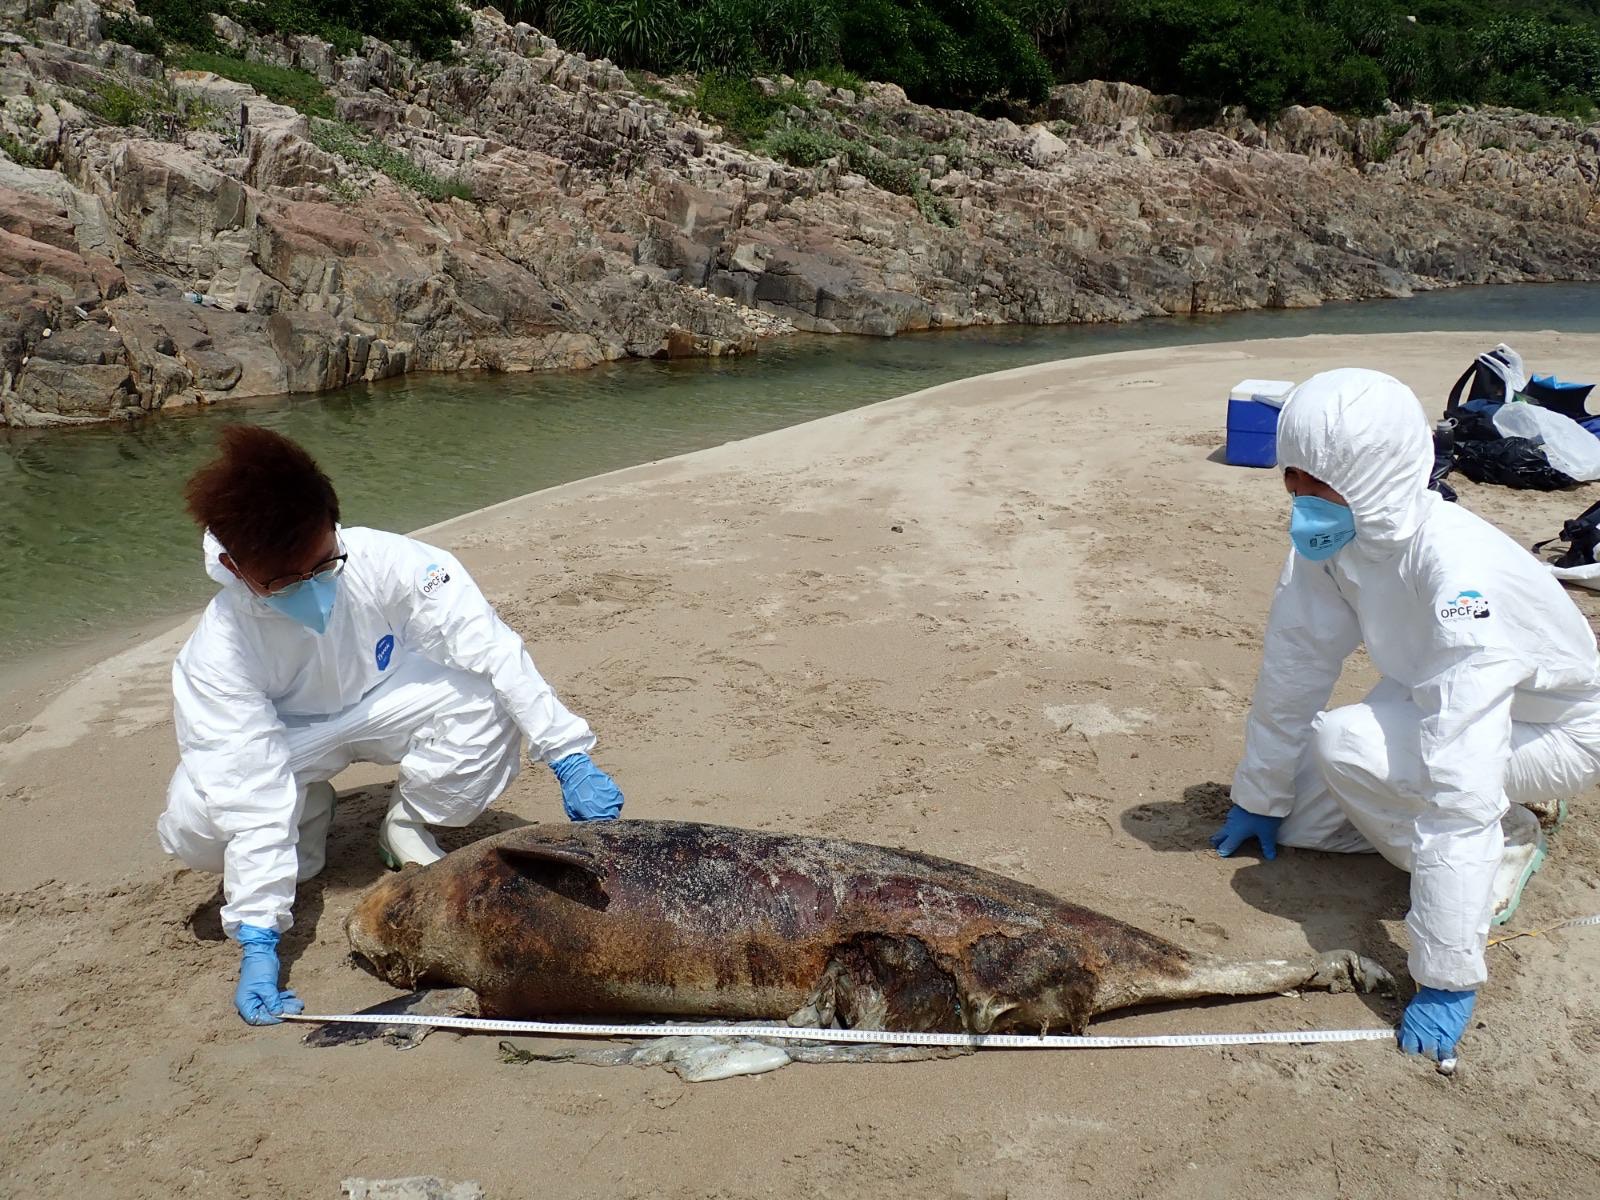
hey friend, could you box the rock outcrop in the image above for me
[2,2,1598,425]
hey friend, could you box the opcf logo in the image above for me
[421,562,451,597]
[1440,589,1491,621]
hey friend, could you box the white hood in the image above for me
[203,529,245,590]
[202,526,348,594]
[1275,368,1436,555]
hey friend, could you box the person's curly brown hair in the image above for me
[185,425,340,574]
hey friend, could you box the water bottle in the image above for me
[1430,418,1457,499]
[1434,418,1455,460]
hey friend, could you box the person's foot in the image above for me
[378,800,445,870]
[1492,805,1549,926]
[295,781,337,882]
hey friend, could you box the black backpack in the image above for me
[1534,497,1600,567]
[1443,347,1526,446]
[1445,345,1525,416]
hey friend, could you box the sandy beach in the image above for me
[5,330,1600,1199]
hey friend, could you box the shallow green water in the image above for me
[5,282,1600,664]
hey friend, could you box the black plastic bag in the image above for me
[1449,403,1504,444]
[1534,497,1600,567]
[1454,437,1579,491]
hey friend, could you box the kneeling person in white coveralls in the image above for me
[158,427,624,1026]
[1212,369,1600,1063]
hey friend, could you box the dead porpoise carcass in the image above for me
[339,819,1390,1038]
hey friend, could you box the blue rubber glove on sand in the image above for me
[550,752,624,821]
[1209,804,1284,860]
[1398,987,1476,1061]
[234,924,303,1026]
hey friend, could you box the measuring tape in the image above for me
[284,1011,1394,1050]
[1489,910,1600,947]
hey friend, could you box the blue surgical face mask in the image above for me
[1289,495,1356,561]
[262,572,340,634]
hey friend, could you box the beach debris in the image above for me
[498,1034,969,1081]
[302,987,478,1050]
[341,820,1392,1041]
[340,1177,484,1200]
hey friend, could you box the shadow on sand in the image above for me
[1120,780,1411,1019]
[184,781,534,975]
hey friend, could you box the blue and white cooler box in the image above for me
[1225,378,1296,468]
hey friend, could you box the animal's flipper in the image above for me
[301,986,480,1049]
[497,845,610,910]
[1092,948,1394,1018]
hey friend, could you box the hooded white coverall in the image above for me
[1232,369,1600,992]
[157,526,595,936]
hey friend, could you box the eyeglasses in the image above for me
[256,551,348,596]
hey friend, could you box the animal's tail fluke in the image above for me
[1092,949,1394,1018]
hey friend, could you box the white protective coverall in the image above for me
[1232,369,1600,991]
[157,526,595,936]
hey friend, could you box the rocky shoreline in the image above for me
[3,0,1599,427]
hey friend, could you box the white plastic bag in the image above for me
[1552,563,1600,591]
[1492,402,1600,482]
[1482,344,1527,402]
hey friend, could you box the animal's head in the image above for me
[344,837,612,988]
[345,865,433,988]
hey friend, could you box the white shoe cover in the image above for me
[296,781,337,882]
[1491,805,1548,926]
[1520,795,1569,833]
[379,801,446,870]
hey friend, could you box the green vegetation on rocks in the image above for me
[99,0,1600,121]
[759,117,959,225]
[112,0,468,59]
[508,0,1600,117]
[77,78,226,135]
[503,0,1050,109]
[835,0,1053,109]
[690,74,812,141]
[1011,0,1600,117]
[80,81,155,126]
[101,12,169,56]
[308,118,475,201]
[176,51,334,116]
[0,133,47,167]
[1368,118,1410,161]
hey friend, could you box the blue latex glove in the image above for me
[1209,804,1284,860]
[234,923,304,1026]
[1398,987,1477,1061]
[550,752,624,821]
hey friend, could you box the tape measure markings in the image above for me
[284,1011,1394,1050]
[1488,910,1600,947]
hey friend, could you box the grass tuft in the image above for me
[308,119,474,201]
[175,51,335,118]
